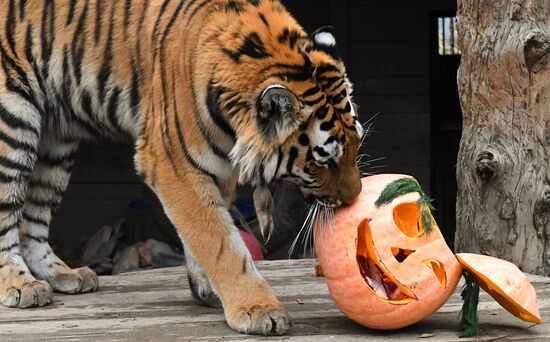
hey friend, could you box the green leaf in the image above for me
[459,269,480,337]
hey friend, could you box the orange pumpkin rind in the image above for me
[315,174,462,330]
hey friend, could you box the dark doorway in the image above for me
[430,12,462,248]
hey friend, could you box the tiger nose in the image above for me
[337,166,362,205]
[340,177,362,205]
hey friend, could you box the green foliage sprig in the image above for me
[375,177,435,235]
[459,269,480,337]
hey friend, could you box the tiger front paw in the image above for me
[0,262,52,308]
[225,302,291,335]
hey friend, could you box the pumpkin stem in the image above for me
[375,177,435,236]
[459,269,480,337]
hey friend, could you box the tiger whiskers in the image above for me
[356,113,384,177]
[289,201,335,258]
[359,112,379,146]
[357,154,387,177]
[287,115,378,258]
[289,203,317,258]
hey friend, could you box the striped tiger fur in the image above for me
[0,0,363,335]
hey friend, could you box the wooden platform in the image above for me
[0,260,548,341]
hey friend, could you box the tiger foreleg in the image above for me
[142,164,290,335]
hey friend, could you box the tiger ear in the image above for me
[312,26,341,61]
[256,85,299,142]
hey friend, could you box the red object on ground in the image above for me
[239,231,264,261]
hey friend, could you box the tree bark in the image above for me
[455,0,550,275]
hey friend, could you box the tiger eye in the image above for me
[298,133,309,146]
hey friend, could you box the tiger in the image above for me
[0,0,363,335]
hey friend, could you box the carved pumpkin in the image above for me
[456,253,541,324]
[315,174,462,329]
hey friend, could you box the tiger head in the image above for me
[217,1,363,208]
[257,31,364,207]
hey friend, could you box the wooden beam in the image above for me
[329,0,350,63]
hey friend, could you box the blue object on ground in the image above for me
[231,200,256,221]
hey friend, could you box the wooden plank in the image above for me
[348,41,429,78]
[328,0,350,63]
[283,0,330,9]
[355,95,430,114]
[0,260,547,341]
[358,110,431,186]
[70,143,139,184]
[349,5,424,43]
[353,77,430,96]
[361,112,431,145]
[350,0,456,7]
[283,5,330,33]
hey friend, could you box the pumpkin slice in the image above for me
[456,253,541,324]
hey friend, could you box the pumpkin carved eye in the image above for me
[393,202,425,238]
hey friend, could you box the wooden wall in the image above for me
[50,144,142,258]
[50,0,457,252]
[289,0,457,191]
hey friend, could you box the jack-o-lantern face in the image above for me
[315,174,462,330]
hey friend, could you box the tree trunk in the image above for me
[455,0,550,276]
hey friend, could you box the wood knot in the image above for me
[500,197,516,221]
[524,30,550,73]
[541,189,550,204]
[510,5,523,21]
[534,188,550,238]
[475,151,497,183]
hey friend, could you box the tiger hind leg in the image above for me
[0,97,52,308]
[20,133,98,294]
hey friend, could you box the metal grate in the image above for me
[438,17,461,55]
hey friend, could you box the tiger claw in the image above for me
[264,229,273,244]
[253,185,275,243]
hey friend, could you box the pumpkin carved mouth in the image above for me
[356,219,417,304]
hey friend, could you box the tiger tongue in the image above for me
[384,281,401,300]
[364,259,405,301]
[365,259,388,299]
